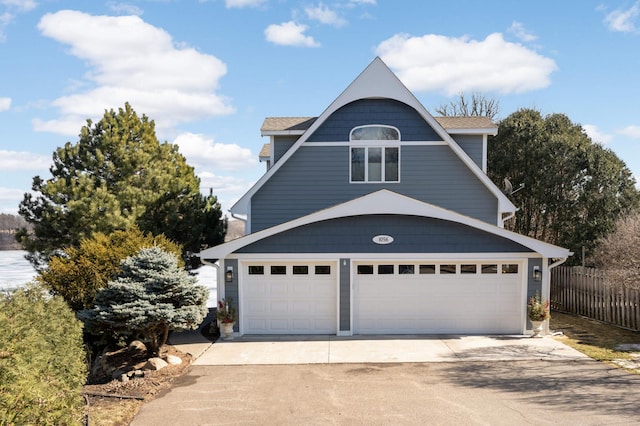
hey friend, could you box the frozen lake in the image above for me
[0,250,218,307]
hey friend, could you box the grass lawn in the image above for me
[550,310,640,365]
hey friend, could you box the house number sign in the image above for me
[372,235,394,245]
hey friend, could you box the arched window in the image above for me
[350,125,400,183]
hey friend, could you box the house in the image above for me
[199,57,571,336]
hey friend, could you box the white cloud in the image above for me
[107,2,143,16]
[375,32,557,95]
[0,97,10,111]
[265,21,320,47]
[508,21,537,42]
[604,2,640,32]
[0,0,37,12]
[35,10,234,136]
[0,12,13,42]
[173,132,257,171]
[305,3,346,27]
[618,125,640,139]
[0,0,37,42]
[583,124,613,144]
[198,171,255,212]
[225,0,266,8]
[0,186,24,213]
[0,150,50,171]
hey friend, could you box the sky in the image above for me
[1,0,639,217]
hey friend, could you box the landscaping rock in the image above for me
[165,354,182,365]
[144,357,168,371]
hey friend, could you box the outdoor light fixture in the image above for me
[533,266,542,281]
[225,266,233,283]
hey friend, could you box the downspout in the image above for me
[201,258,222,301]
[230,211,248,234]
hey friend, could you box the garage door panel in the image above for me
[355,262,523,334]
[244,262,337,334]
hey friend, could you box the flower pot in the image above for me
[221,322,235,340]
[530,320,544,337]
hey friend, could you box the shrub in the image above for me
[38,225,183,311]
[0,285,87,425]
[79,246,209,356]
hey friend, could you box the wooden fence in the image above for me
[550,266,640,331]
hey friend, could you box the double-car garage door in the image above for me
[354,261,523,334]
[241,260,523,335]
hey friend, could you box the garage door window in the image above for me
[461,264,477,274]
[482,264,498,274]
[399,265,415,274]
[271,265,286,275]
[315,265,331,275]
[293,266,309,275]
[248,266,264,275]
[440,264,457,274]
[357,265,374,274]
[502,264,519,274]
[378,264,394,274]
[419,264,436,274]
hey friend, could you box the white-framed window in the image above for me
[350,125,400,183]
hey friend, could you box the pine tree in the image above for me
[79,246,209,356]
[18,103,226,268]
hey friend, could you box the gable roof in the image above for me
[200,189,571,261]
[233,57,515,218]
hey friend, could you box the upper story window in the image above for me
[350,125,400,183]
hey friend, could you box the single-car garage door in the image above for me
[243,262,337,334]
[355,261,523,334]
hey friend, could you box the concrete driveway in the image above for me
[130,334,640,425]
[192,334,588,365]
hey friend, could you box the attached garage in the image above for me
[354,261,523,334]
[241,262,338,334]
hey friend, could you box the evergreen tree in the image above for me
[489,109,639,263]
[79,246,209,356]
[17,103,226,268]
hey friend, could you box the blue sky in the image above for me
[1,0,639,216]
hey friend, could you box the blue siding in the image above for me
[339,258,350,331]
[223,259,239,332]
[453,134,483,168]
[251,144,497,231]
[307,99,442,142]
[273,136,297,164]
[237,215,532,254]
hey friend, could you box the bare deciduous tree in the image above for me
[435,92,500,120]
[590,211,640,289]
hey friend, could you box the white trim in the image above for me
[229,57,517,217]
[303,140,446,147]
[261,130,306,136]
[226,252,542,261]
[445,129,498,136]
[199,190,571,261]
[482,134,488,173]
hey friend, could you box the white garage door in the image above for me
[243,262,337,334]
[355,262,523,334]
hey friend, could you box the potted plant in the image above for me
[528,291,550,337]
[216,297,237,340]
